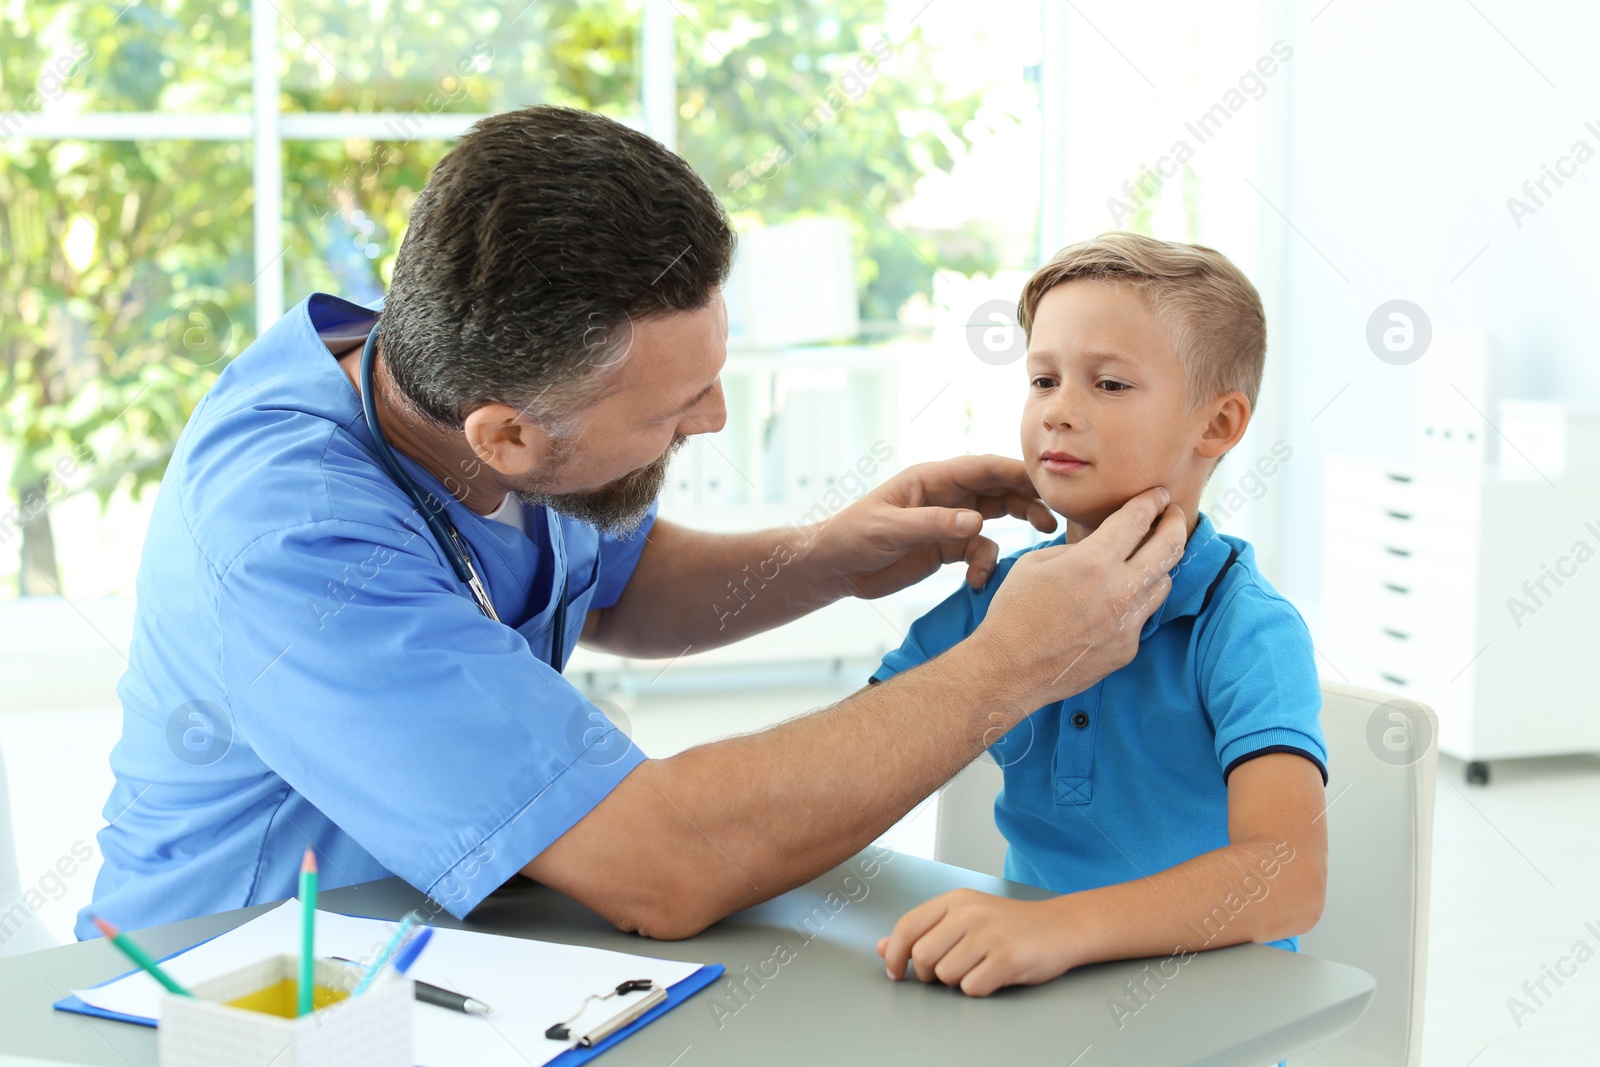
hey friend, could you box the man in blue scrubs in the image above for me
[80,106,1187,941]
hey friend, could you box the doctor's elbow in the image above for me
[605,886,726,941]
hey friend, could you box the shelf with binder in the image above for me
[656,343,902,532]
[572,343,908,678]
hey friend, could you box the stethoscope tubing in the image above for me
[358,327,574,668]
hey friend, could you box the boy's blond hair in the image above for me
[1017,232,1266,411]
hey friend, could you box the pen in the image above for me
[298,848,317,1016]
[331,953,493,1015]
[90,916,194,997]
[416,983,494,1016]
[392,926,432,975]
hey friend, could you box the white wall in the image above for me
[1275,0,1600,607]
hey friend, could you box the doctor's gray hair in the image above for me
[379,106,736,430]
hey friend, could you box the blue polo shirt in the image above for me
[78,293,651,939]
[871,515,1325,950]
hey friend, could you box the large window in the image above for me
[1,0,659,598]
[3,0,1275,598]
[1,0,1051,599]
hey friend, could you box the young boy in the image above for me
[873,233,1328,997]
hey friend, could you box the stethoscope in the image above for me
[359,327,572,669]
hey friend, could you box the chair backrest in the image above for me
[933,756,1006,877]
[1297,682,1435,1067]
[931,681,1436,1067]
[0,742,57,958]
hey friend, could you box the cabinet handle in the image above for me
[1384,546,1412,558]
[1380,672,1408,687]
[1383,582,1411,595]
[1382,627,1410,640]
[1385,472,1414,484]
[1384,509,1413,521]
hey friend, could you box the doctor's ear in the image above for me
[1194,392,1251,460]
[461,403,553,476]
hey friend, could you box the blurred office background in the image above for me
[3,1,1599,1062]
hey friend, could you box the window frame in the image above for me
[15,0,1061,333]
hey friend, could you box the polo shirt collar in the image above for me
[1138,512,1235,640]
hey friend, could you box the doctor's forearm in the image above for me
[534,495,1184,937]
[523,637,1032,938]
[584,518,839,656]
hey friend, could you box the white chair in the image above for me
[0,742,57,958]
[932,681,1437,1067]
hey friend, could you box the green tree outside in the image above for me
[2,0,993,595]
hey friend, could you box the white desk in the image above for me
[0,850,1373,1066]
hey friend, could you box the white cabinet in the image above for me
[1320,454,1600,776]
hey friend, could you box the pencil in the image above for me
[299,848,318,1016]
[352,914,417,997]
[90,915,193,997]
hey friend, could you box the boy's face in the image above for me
[1021,279,1218,530]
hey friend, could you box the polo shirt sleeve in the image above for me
[869,572,985,685]
[1195,577,1328,785]
[581,500,659,611]
[216,517,645,919]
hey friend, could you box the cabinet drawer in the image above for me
[1321,537,1479,596]
[1323,617,1481,689]
[1325,459,1480,520]
[1322,562,1478,635]
[1324,488,1480,564]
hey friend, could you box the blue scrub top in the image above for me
[77,294,652,939]
[870,515,1326,951]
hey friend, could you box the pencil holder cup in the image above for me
[157,955,413,1067]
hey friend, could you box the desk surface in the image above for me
[0,850,1372,1066]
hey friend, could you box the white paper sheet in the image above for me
[71,901,705,1067]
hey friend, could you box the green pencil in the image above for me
[90,915,193,997]
[299,848,318,1016]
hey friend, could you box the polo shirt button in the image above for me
[1071,711,1090,729]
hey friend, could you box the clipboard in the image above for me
[53,967,724,1067]
[54,902,725,1067]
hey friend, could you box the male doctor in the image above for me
[80,106,1185,941]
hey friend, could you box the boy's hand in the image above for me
[876,888,1079,997]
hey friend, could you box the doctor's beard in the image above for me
[513,432,686,537]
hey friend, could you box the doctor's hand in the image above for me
[809,455,1057,601]
[970,486,1186,709]
[877,889,1082,997]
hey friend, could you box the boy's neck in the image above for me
[1064,494,1203,547]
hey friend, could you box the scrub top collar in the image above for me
[291,291,538,580]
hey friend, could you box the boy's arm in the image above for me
[877,752,1328,996]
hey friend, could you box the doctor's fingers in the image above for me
[899,454,1037,504]
[1125,500,1187,573]
[1074,487,1176,564]
[969,489,1057,533]
[960,534,1001,590]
